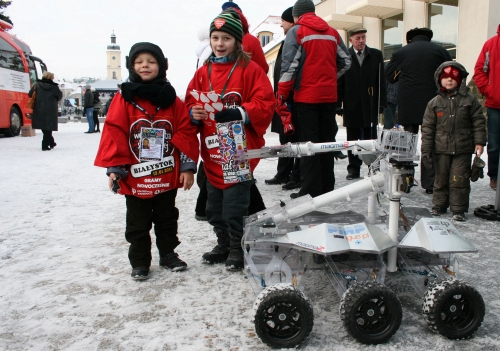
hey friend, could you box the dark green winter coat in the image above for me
[28,79,62,131]
[421,61,486,157]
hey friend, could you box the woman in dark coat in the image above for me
[28,72,62,151]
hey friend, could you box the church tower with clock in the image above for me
[106,31,122,80]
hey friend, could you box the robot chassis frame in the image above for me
[240,130,485,348]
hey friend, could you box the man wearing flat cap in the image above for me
[277,0,351,199]
[337,27,386,180]
[385,27,452,194]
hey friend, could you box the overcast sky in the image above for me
[5,0,293,93]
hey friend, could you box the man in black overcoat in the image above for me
[385,28,452,193]
[337,28,386,180]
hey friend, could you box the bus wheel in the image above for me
[4,106,22,137]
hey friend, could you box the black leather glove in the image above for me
[214,109,243,123]
[336,107,343,116]
[379,106,385,114]
[471,156,485,182]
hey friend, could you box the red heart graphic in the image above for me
[214,18,225,29]
[129,119,175,161]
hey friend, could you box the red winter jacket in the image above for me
[473,25,500,109]
[94,93,199,198]
[185,60,274,190]
[278,13,351,104]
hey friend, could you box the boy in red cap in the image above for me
[421,61,486,221]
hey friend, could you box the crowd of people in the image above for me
[24,0,498,279]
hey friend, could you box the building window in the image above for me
[428,0,458,59]
[112,71,117,79]
[382,14,403,62]
[261,35,270,47]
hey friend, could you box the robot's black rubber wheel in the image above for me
[253,283,313,349]
[423,279,485,339]
[340,281,402,344]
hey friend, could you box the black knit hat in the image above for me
[126,42,167,83]
[210,9,243,43]
[292,0,315,17]
[406,27,433,42]
[282,7,294,24]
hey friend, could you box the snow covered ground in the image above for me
[1,120,499,350]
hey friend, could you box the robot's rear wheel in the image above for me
[423,279,485,339]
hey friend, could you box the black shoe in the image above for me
[160,252,187,271]
[452,212,465,221]
[265,176,289,185]
[282,180,301,190]
[346,173,360,180]
[50,142,57,149]
[42,146,51,151]
[425,188,434,194]
[334,152,348,160]
[195,214,207,221]
[202,244,230,264]
[430,207,446,216]
[84,131,94,134]
[290,192,300,199]
[225,249,244,271]
[131,266,149,280]
[203,228,230,264]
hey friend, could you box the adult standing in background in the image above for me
[337,27,386,180]
[385,27,452,194]
[384,81,398,130]
[83,84,95,134]
[474,24,500,191]
[265,6,301,191]
[221,1,269,73]
[28,71,62,151]
[92,89,101,133]
[277,0,351,199]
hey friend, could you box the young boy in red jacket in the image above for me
[95,42,199,280]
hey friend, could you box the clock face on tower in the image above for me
[112,56,116,60]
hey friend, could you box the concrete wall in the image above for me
[457,0,500,82]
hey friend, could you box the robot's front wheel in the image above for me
[340,281,402,344]
[253,283,314,349]
[422,279,485,339]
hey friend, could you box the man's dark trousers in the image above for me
[296,103,337,197]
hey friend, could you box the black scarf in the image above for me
[121,81,176,109]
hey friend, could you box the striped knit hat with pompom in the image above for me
[210,9,243,43]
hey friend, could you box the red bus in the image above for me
[0,19,47,137]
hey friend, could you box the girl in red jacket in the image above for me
[185,10,274,271]
[94,42,199,280]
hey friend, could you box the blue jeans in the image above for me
[487,108,500,180]
[86,107,95,132]
[384,102,397,129]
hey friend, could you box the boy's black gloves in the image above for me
[422,154,433,170]
[471,155,485,182]
[214,109,242,123]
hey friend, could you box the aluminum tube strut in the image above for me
[271,172,386,225]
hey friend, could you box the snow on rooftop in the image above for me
[251,15,285,55]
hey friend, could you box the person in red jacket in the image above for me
[185,9,274,271]
[277,0,351,199]
[473,24,500,191]
[221,1,269,73]
[94,42,199,280]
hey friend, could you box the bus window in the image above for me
[0,37,23,72]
